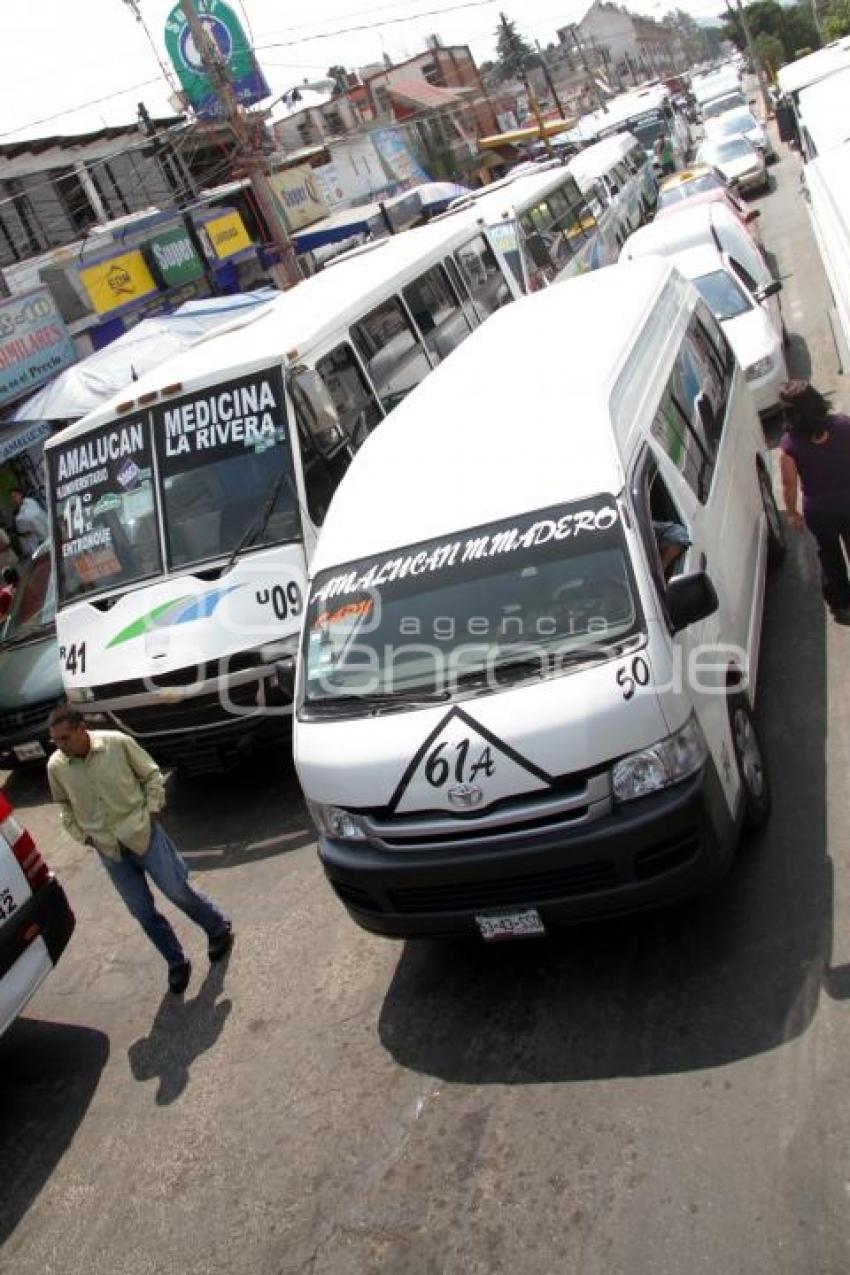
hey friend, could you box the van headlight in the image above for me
[611,715,708,804]
[307,800,369,842]
[745,355,774,380]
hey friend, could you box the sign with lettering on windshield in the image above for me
[49,417,160,601]
[154,368,286,475]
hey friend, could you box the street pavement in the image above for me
[3,133,850,1275]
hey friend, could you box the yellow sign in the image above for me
[205,211,253,260]
[79,250,158,315]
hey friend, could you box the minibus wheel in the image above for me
[758,464,786,566]
[728,694,771,830]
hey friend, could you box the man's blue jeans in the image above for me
[98,820,229,970]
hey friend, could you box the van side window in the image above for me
[455,234,510,318]
[403,263,473,363]
[315,343,383,450]
[351,298,433,413]
[633,451,692,595]
[291,404,348,528]
[652,388,711,501]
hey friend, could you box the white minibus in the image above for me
[294,258,784,940]
[449,164,622,293]
[567,131,657,238]
[43,213,521,772]
[803,141,850,373]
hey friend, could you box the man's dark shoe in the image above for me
[168,959,191,994]
[208,924,233,963]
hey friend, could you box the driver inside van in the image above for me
[653,520,691,578]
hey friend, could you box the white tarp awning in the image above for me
[10,289,278,423]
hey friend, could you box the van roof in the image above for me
[798,66,850,153]
[776,36,850,96]
[567,132,640,186]
[46,210,488,445]
[311,257,676,575]
[619,199,736,260]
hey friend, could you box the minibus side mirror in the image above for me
[666,571,719,633]
[755,279,782,302]
[525,233,552,271]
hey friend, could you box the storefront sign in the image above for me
[79,250,159,316]
[0,420,51,464]
[204,211,253,260]
[370,128,430,185]
[268,166,329,232]
[0,288,77,410]
[147,226,204,287]
[164,0,271,119]
[312,138,387,210]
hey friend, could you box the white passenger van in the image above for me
[447,164,621,293]
[804,141,850,373]
[567,131,657,238]
[43,213,521,772]
[295,258,784,940]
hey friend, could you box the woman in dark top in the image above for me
[779,379,850,623]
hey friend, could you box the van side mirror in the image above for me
[755,279,782,302]
[290,366,346,459]
[666,571,719,633]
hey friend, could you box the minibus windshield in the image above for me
[302,496,642,713]
[49,366,301,604]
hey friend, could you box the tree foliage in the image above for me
[754,32,785,75]
[823,0,850,39]
[720,1,820,60]
[661,7,706,63]
[494,16,534,81]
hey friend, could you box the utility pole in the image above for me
[179,0,300,288]
[500,13,552,154]
[534,40,568,120]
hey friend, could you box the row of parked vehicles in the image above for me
[0,69,789,960]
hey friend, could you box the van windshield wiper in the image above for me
[306,688,451,717]
[225,469,291,571]
[453,646,623,691]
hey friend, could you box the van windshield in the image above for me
[302,496,642,715]
[48,366,301,603]
[2,551,55,644]
[691,269,752,320]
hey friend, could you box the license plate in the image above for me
[13,741,46,762]
[476,908,545,942]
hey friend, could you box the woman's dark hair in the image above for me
[779,379,830,438]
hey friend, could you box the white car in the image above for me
[697,134,769,195]
[620,201,787,414]
[0,790,75,1037]
[704,107,776,161]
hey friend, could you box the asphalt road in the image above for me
[3,133,850,1275]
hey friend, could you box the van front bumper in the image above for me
[318,760,740,939]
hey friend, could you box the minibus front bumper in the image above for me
[318,760,741,939]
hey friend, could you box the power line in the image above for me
[253,0,499,50]
[0,79,165,142]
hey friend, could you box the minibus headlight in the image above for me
[307,800,369,843]
[611,715,708,804]
[745,356,773,381]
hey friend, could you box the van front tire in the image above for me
[729,695,771,831]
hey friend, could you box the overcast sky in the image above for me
[0,0,725,143]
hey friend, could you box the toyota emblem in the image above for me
[448,783,483,808]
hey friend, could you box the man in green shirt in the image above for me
[47,705,232,994]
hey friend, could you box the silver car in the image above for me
[697,135,769,196]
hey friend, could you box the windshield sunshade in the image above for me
[303,496,642,714]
